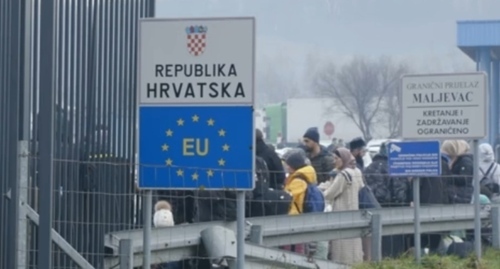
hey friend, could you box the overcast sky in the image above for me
[156,0,500,101]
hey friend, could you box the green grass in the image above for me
[353,248,500,269]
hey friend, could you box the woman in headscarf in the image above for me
[441,140,474,204]
[320,147,364,265]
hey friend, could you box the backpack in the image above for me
[342,170,381,209]
[247,156,292,217]
[480,163,500,194]
[294,177,325,213]
[255,156,271,183]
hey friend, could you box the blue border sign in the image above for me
[387,141,441,177]
[138,106,253,189]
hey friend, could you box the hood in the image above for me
[479,143,495,163]
[289,165,317,185]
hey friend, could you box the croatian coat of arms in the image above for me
[185,25,207,56]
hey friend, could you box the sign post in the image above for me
[138,17,255,269]
[400,72,487,260]
[388,140,441,263]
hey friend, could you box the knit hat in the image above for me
[349,137,366,150]
[303,127,320,144]
[284,148,308,170]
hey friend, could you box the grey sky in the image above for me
[156,0,500,102]
[157,0,499,55]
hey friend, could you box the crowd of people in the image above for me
[152,127,500,268]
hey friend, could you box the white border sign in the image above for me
[138,17,255,106]
[401,72,487,140]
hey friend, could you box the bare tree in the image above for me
[377,57,411,138]
[314,56,409,140]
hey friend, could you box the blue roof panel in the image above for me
[457,20,500,47]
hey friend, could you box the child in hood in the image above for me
[153,200,180,269]
[154,200,175,227]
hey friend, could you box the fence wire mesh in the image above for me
[1,0,154,268]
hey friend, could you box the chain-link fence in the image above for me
[0,0,154,268]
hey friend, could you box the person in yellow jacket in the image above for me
[281,148,318,256]
[283,148,318,215]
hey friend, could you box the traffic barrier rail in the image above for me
[103,204,500,269]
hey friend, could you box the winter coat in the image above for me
[256,138,286,189]
[308,147,334,184]
[417,156,450,205]
[321,167,364,265]
[363,154,409,207]
[284,165,317,215]
[447,154,474,204]
[479,143,500,190]
[154,209,175,227]
[194,190,252,222]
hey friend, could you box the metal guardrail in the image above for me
[103,204,500,269]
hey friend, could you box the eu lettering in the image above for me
[182,138,209,156]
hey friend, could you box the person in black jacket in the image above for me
[363,143,410,258]
[301,127,334,184]
[441,140,474,204]
[256,129,286,189]
[364,143,410,207]
[349,137,366,170]
[408,155,451,254]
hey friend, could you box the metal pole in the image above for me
[16,141,30,268]
[119,239,133,269]
[236,191,246,269]
[142,190,153,268]
[473,139,482,258]
[413,177,421,263]
[38,0,55,268]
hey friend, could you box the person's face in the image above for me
[333,155,343,170]
[302,138,314,152]
[351,147,366,157]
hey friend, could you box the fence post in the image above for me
[37,0,56,267]
[370,213,382,262]
[16,141,30,268]
[249,225,263,244]
[491,206,500,249]
[119,239,133,269]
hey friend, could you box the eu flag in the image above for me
[138,106,254,190]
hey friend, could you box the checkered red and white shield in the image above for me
[186,33,206,56]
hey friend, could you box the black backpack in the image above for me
[255,156,271,183]
[247,157,292,217]
[480,163,500,194]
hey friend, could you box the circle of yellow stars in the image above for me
[161,114,230,181]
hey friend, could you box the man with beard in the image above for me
[301,127,334,184]
[349,137,367,170]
